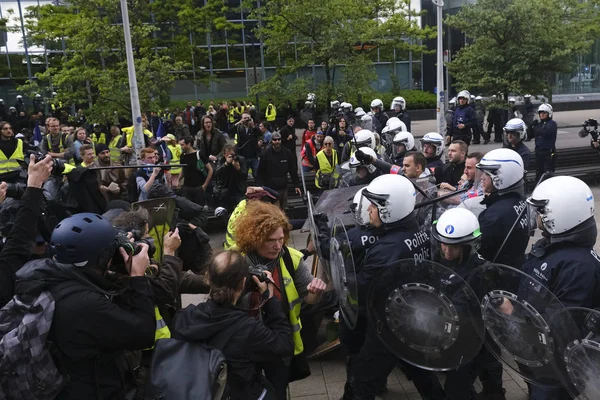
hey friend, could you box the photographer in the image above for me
[13,213,156,399]
[173,250,294,400]
[230,112,261,178]
[215,144,248,212]
[0,153,53,307]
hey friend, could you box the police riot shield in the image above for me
[549,307,600,399]
[329,217,359,329]
[330,161,353,189]
[132,197,177,261]
[368,259,485,371]
[306,190,330,280]
[468,263,572,388]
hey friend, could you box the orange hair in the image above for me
[233,201,292,254]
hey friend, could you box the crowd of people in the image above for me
[0,89,595,400]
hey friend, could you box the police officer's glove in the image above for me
[313,212,329,225]
[354,149,373,164]
[531,120,540,128]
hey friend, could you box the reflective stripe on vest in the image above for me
[167,144,182,174]
[315,150,339,189]
[0,138,23,173]
[144,306,171,350]
[301,140,317,167]
[224,199,247,250]
[279,247,305,355]
[228,108,236,123]
[108,135,122,164]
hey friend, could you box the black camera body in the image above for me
[110,230,157,273]
[581,118,600,142]
[25,150,66,175]
[248,265,268,282]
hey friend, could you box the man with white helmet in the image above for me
[15,95,25,114]
[341,129,375,163]
[531,103,556,182]
[348,146,380,186]
[390,96,411,132]
[502,118,531,168]
[420,132,445,172]
[432,208,506,399]
[350,174,443,400]
[514,176,600,399]
[447,90,476,145]
[476,148,530,267]
[391,130,416,165]
[369,98,388,133]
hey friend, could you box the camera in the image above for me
[25,150,66,175]
[5,182,26,199]
[249,265,268,282]
[579,118,599,142]
[110,229,157,273]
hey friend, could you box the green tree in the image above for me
[15,0,240,122]
[248,0,434,109]
[446,0,600,99]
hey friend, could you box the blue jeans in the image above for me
[247,158,259,179]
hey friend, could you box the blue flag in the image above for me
[155,119,165,139]
[33,124,42,146]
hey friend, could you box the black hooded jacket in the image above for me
[173,298,294,399]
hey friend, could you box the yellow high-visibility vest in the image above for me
[0,138,23,173]
[167,144,182,175]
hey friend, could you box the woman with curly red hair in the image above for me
[233,201,326,399]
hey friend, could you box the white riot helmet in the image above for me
[370,98,384,111]
[354,107,366,118]
[361,174,416,225]
[449,97,457,105]
[349,147,377,174]
[538,103,553,119]
[35,93,42,99]
[476,148,524,191]
[352,187,371,226]
[340,102,352,112]
[420,132,445,157]
[524,94,532,100]
[384,117,407,135]
[214,207,228,218]
[16,95,22,100]
[475,96,483,101]
[390,96,406,111]
[307,93,316,102]
[52,91,58,97]
[503,118,527,142]
[330,100,340,110]
[353,129,376,149]
[457,90,471,101]
[508,97,516,103]
[392,131,415,158]
[432,208,482,247]
[527,176,594,235]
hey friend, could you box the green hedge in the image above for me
[168,90,437,113]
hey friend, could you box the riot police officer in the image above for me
[503,118,531,169]
[531,103,557,182]
[369,99,388,133]
[476,148,530,267]
[519,176,600,399]
[390,96,411,133]
[421,132,445,172]
[391,130,416,166]
[447,90,476,145]
[350,174,444,400]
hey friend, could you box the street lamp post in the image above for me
[433,0,445,136]
[246,34,260,117]
[120,0,144,160]
[16,0,33,82]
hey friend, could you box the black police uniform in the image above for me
[522,218,600,400]
[478,190,530,268]
[532,117,557,181]
[449,103,476,145]
[504,141,531,172]
[395,110,411,133]
[352,215,444,400]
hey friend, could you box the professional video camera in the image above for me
[578,118,599,142]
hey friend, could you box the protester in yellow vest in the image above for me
[90,124,107,145]
[79,144,96,168]
[314,136,339,190]
[161,134,183,187]
[107,125,124,165]
[233,201,326,399]
[120,115,154,176]
[0,121,26,174]
[265,101,276,122]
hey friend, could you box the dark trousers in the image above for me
[181,185,206,206]
[535,148,555,182]
[528,385,571,400]
[473,123,490,142]
[453,133,472,145]
[352,324,445,400]
[445,346,503,399]
[276,188,289,210]
[262,358,291,400]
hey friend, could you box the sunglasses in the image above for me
[271,138,281,142]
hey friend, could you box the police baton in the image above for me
[87,164,187,171]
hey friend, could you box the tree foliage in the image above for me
[15,0,240,122]
[249,0,435,108]
[446,0,600,99]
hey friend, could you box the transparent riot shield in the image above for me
[306,190,330,281]
[549,307,600,399]
[368,259,485,371]
[132,197,176,261]
[468,263,572,388]
[330,161,353,189]
[329,217,359,329]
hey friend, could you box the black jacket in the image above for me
[504,141,531,171]
[478,191,530,267]
[198,129,227,159]
[231,124,261,159]
[173,298,294,400]
[215,155,248,197]
[0,187,44,308]
[257,146,299,190]
[434,161,465,188]
[396,111,412,133]
[14,260,156,400]
[533,119,557,150]
[279,125,297,155]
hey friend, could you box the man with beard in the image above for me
[256,132,301,210]
[92,143,127,202]
[0,121,32,175]
[435,140,467,188]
